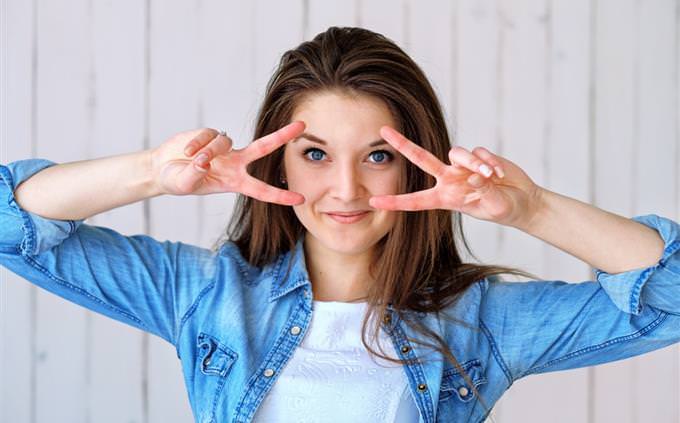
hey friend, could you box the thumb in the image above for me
[172,160,209,194]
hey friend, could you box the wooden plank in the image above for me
[85,1,146,422]
[454,0,501,267]
[486,1,568,422]
[146,1,202,421]
[197,0,256,252]
[497,1,592,422]
[405,0,454,129]
[591,1,642,421]
[33,1,91,421]
[1,0,35,421]
[593,0,679,422]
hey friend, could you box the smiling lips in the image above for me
[325,210,371,223]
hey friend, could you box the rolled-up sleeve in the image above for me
[0,158,85,255]
[479,213,680,382]
[595,214,680,316]
[0,158,221,346]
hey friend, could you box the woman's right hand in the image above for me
[150,121,305,206]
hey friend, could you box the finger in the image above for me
[448,146,496,179]
[379,126,447,178]
[184,128,219,157]
[190,132,233,164]
[471,147,505,178]
[467,172,488,188]
[240,121,306,164]
[174,160,211,193]
[369,188,441,211]
[240,175,305,206]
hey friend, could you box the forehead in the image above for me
[291,91,397,140]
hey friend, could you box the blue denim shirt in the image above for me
[2,158,680,423]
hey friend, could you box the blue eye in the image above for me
[368,150,394,164]
[303,148,326,161]
[302,148,394,164]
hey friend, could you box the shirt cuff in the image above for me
[0,159,85,256]
[595,214,680,315]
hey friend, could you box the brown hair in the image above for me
[212,26,539,417]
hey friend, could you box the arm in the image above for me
[477,213,680,382]
[514,187,666,274]
[13,150,161,221]
[0,158,220,345]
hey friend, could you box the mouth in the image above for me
[324,211,371,224]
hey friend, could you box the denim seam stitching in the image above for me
[522,309,669,377]
[234,293,311,422]
[175,277,218,354]
[390,319,435,423]
[628,240,680,314]
[20,249,145,326]
[2,164,38,256]
[478,318,513,386]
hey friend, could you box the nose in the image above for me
[330,163,365,202]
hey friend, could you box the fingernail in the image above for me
[494,166,505,178]
[195,153,208,164]
[479,164,493,178]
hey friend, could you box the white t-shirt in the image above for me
[253,299,421,422]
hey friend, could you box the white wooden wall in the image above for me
[1,0,678,422]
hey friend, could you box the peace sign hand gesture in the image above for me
[368,126,544,229]
[151,122,306,206]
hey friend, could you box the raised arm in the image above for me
[514,187,666,275]
[13,149,160,221]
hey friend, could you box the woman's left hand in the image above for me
[369,126,545,229]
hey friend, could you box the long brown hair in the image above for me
[212,26,539,417]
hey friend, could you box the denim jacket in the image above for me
[2,158,680,423]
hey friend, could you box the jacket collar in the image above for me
[267,233,400,315]
[268,235,311,302]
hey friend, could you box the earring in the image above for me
[280,176,287,185]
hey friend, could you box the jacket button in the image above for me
[290,326,301,335]
[417,383,427,392]
[400,346,410,353]
[458,386,469,397]
[263,368,275,377]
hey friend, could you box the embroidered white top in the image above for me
[252,299,421,422]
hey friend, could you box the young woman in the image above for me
[2,26,679,423]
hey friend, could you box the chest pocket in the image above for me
[195,332,238,423]
[197,332,238,377]
[439,358,488,403]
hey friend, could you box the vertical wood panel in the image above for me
[34,0,91,421]
[404,0,454,125]
[196,0,254,252]
[455,0,502,267]
[87,1,146,422]
[603,0,679,422]
[1,0,35,421]
[592,0,642,421]
[496,1,593,422]
[491,0,552,422]
[147,1,201,421]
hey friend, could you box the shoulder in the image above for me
[215,240,267,286]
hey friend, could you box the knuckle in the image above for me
[472,146,487,155]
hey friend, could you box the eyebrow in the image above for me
[293,132,388,147]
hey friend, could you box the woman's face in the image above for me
[283,91,404,257]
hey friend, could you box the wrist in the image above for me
[511,185,549,233]
[142,148,165,197]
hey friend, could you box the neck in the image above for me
[303,235,374,303]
